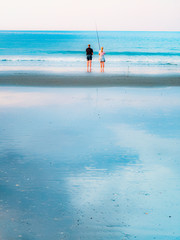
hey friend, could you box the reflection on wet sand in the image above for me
[0,87,180,240]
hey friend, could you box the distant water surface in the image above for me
[0,86,180,240]
[0,31,180,74]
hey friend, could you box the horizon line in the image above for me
[0,29,180,32]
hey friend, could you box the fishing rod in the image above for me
[95,22,101,50]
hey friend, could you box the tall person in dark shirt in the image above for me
[86,44,93,72]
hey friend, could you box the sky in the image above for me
[0,0,180,31]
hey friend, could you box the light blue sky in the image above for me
[0,0,180,31]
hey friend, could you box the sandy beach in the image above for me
[1,85,180,240]
[0,71,180,87]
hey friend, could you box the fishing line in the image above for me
[95,22,101,50]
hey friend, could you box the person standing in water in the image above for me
[99,47,105,72]
[86,44,93,72]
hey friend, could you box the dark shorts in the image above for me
[87,55,92,61]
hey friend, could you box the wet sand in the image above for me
[0,71,180,87]
[0,85,180,239]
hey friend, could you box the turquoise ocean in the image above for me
[0,31,180,74]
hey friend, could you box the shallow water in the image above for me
[0,86,180,240]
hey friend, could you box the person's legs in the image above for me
[100,62,102,72]
[89,60,92,72]
[87,60,89,72]
[102,62,104,72]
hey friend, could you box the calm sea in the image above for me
[0,31,180,74]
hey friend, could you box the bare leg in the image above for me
[102,62,104,72]
[87,61,89,72]
[100,62,102,72]
[89,60,92,72]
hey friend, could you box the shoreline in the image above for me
[0,71,180,88]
